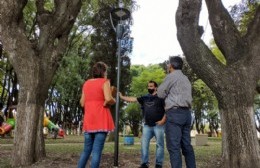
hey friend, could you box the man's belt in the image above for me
[172,106,190,110]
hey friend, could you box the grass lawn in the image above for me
[0,135,222,167]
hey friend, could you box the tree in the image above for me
[0,54,19,112]
[122,103,142,136]
[131,65,165,96]
[0,0,82,166]
[230,0,259,36]
[46,2,94,129]
[176,0,260,167]
[47,50,89,129]
[207,110,220,136]
[192,79,217,134]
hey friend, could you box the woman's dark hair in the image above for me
[92,62,108,78]
[169,56,183,70]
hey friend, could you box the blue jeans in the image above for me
[141,124,165,166]
[78,132,107,168]
[165,108,196,168]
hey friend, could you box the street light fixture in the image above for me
[110,1,131,167]
[110,8,130,21]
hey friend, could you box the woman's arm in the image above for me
[80,93,85,107]
[103,80,116,106]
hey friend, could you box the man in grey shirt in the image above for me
[157,56,196,168]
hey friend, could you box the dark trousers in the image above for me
[165,108,196,168]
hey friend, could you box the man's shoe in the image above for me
[139,163,149,168]
[155,164,162,168]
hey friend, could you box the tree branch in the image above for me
[37,0,82,56]
[0,0,27,26]
[245,5,260,82]
[0,0,34,70]
[246,5,260,41]
[176,0,225,95]
[36,0,82,83]
[205,0,247,64]
[36,0,45,14]
[52,0,82,37]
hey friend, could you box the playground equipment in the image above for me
[0,118,15,135]
[0,116,64,138]
[43,116,64,138]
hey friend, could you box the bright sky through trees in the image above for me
[131,0,242,66]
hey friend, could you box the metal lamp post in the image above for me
[0,41,3,58]
[110,1,131,167]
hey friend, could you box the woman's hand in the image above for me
[103,80,116,107]
[111,86,117,98]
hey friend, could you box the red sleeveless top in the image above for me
[82,78,114,132]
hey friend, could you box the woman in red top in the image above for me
[78,62,115,168]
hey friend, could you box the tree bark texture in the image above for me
[0,0,82,166]
[176,0,260,167]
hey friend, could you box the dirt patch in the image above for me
[29,153,143,168]
[0,149,221,168]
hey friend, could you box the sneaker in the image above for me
[139,163,149,168]
[155,164,162,168]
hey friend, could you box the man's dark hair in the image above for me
[169,56,183,70]
[92,61,108,78]
[148,80,158,87]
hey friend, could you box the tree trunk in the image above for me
[218,74,260,167]
[0,0,82,166]
[12,70,49,166]
[220,106,259,167]
[107,131,115,142]
[176,0,260,167]
[12,87,47,165]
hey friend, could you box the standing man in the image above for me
[157,56,196,168]
[120,80,165,168]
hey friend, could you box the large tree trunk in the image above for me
[10,53,54,166]
[0,0,82,166]
[13,86,47,165]
[176,0,260,167]
[219,75,259,167]
[220,106,259,167]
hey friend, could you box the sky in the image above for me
[130,0,242,66]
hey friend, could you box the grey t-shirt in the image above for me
[157,70,192,111]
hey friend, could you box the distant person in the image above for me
[120,80,165,168]
[157,56,196,168]
[78,62,116,168]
